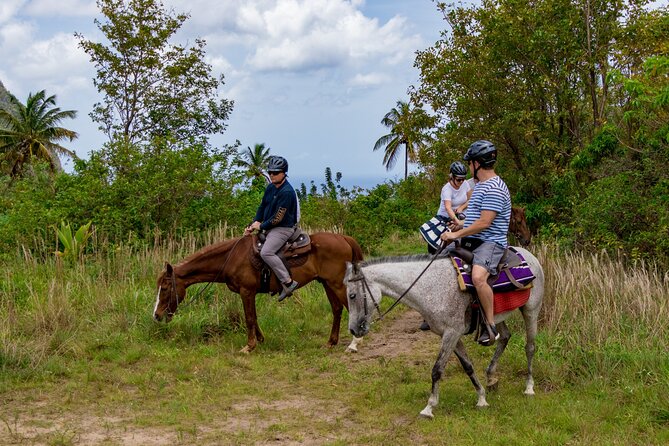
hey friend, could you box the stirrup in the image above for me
[278,280,298,302]
[477,324,499,346]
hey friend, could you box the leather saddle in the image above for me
[250,228,312,272]
[448,241,528,336]
[449,241,524,288]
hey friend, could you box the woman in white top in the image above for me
[437,161,471,227]
[420,161,471,331]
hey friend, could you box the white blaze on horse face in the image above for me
[153,287,161,316]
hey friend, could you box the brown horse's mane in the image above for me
[177,236,244,267]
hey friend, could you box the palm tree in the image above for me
[237,143,271,183]
[0,90,78,178]
[373,100,434,180]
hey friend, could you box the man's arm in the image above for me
[441,210,497,242]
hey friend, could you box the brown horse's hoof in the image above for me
[239,345,255,354]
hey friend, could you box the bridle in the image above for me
[348,273,382,321]
[164,236,245,314]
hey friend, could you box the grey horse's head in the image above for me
[344,262,373,337]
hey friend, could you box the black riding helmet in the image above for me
[267,155,289,173]
[450,161,467,177]
[464,140,497,168]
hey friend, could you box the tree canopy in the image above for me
[373,100,434,180]
[76,0,233,147]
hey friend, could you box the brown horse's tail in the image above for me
[342,235,364,263]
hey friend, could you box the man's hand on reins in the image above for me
[244,221,261,236]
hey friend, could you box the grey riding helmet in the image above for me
[464,140,497,168]
[450,161,467,177]
[267,156,289,173]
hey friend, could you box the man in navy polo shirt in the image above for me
[244,156,299,301]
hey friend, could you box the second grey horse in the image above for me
[344,248,544,419]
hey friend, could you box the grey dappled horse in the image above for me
[344,248,544,419]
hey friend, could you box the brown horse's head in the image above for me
[510,207,532,247]
[153,263,185,322]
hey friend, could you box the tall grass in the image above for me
[538,243,668,348]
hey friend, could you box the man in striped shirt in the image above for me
[440,140,511,346]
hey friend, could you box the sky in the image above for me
[0,0,449,189]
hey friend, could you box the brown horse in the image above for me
[153,232,364,353]
[510,206,532,247]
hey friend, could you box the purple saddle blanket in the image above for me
[452,247,536,292]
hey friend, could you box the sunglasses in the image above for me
[453,177,465,183]
[268,171,283,176]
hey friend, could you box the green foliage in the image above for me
[54,138,243,240]
[346,176,433,252]
[55,221,92,263]
[571,125,619,171]
[0,163,61,257]
[0,90,77,178]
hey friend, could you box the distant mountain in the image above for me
[0,79,13,110]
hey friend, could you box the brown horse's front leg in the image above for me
[239,289,261,353]
[322,283,345,347]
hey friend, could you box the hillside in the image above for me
[0,79,12,109]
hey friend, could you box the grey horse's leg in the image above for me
[486,321,511,390]
[419,330,461,419]
[453,339,488,408]
[519,306,539,395]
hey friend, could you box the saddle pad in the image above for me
[451,247,536,292]
[494,288,531,314]
[419,216,449,250]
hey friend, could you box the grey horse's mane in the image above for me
[361,253,450,267]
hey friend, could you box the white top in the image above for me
[437,180,471,217]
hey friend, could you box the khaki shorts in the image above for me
[472,241,506,275]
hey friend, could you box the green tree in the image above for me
[413,0,664,203]
[0,90,77,178]
[76,0,233,146]
[373,100,434,180]
[236,143,271,185]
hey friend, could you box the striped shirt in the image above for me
[464,176,511,247]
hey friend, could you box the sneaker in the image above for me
[477,324,500,346]
[278,280,299,302]
[419,320,430,331]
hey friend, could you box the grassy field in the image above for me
[1,233,668,445]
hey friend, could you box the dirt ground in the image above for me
[1,310,440,445]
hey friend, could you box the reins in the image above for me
[169,236,245,310]
[355,242,449,323]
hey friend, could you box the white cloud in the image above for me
[0,0,25,25]
[241,0,420,73]
[6,32,91,90]
[0,20,36,52]
[25,0,97,17]
[348,72,389,87]
[164,0,421,74]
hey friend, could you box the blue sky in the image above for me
[0,0,449,188]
